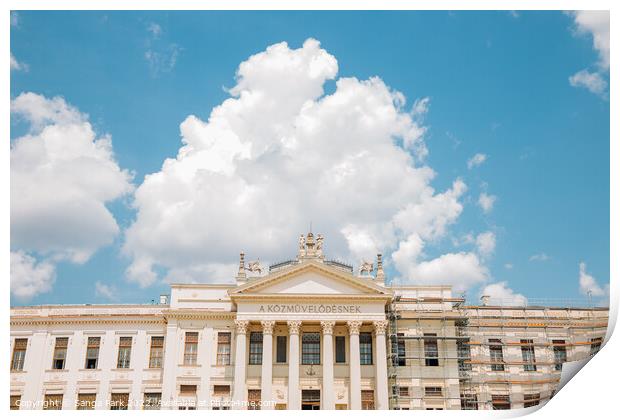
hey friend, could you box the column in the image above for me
[373,321,389,410]
[321,321,336,410]
[130,331,148,409]
[287,320,302,410]
[161,318,179,409]
[261,321,275,409]
[232,320,249,410]
[347,321,362,410]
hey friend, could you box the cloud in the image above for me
[10,92,133,298]
[11,11,19,27]
[529,253,550,262]
[481,281,527,306]
[10,251,56,300]
[123,39,483,291]
[578,262,605,297]
[478,192,496,213]
[95,281,118,301]
[504,263,513,269]
[10,53,29,72]
[569,69,608,96]
[567,11,609,97]
[144,22,181,76]
[467,153,487,169]
[476,231,496,258]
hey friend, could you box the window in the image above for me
[178,406,196,410]
[336,404,347,410]
[302,333,320,365]
[76,393,96,410]
[249,332,263,365]
[399,387,410,397]
[491,395,510,410]
[85,337,101,369]
[424,334,439,367]
[248,389,261,410]
[524,393,540,408]
[361,390,375,410]
[180,385,197,396]
[489,339,505,371]
[590,337,603,356]
[460,393,478,410]
[457,340,471,372]
[213,385,230,397]
[275,404,287,410]
[521,339,536,372]
[360,332,373,365]
[397,333,406,366]
[149,336,164,368]
[217,332,231,365]
[144,393,161,410]
[213,385,230,410]
[117,337,132,369]
[10,396,20,410]
[552,340,567,371]
[44,394,63,410]
[11,338,27,371]
[335,336,346,363]
[424,387,443,397]
[52,337,68,370]
[276,336,287,363]
[110,393,129,410]
[184,332,198,365]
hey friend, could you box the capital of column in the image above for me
[287,320,302,335]
[347,320,363,335]
[373,320,389,335]
[235,320,249,334]
[261,320,276,335]
[320,320,336,335]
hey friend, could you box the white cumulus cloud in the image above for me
[467,153,487,169]
[95,281,118,301]
[10,92,133,299]
[478,192,496,213]
[10,251,56,300]
[10,53,29,72]
[476,231,496,258]
[481,281,527,306]
[578,262,605,297]
[529,253,550,262]
[123,39,484,291]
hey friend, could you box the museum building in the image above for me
[10,233,609,410]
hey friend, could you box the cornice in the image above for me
[230,293,391,302]
[163,310,236,320]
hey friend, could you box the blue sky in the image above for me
[10,10,609,306]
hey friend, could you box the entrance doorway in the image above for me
[301,390,320,410]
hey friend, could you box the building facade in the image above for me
[10,233,609,410]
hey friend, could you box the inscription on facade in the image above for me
[258,304,362,314]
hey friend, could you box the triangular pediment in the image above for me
[229,260,390,297]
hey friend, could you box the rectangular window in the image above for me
[524,393,540,408]
[11,338,27,371]
[302,333,321,365]
[335,336,346,363]
[249,332,263,365]
[217,332,231,365]
[276,336,287,363]
[149,336,164,368]
[213,385,230,397]
[110,393,129,410]
[457,340,472,372]
[44,394,63,410]
[248,389,261,410]
[180,385,197,396]
[590,337,603,355]
[399,387,410,397]
[184,332,198,365]
[361,390,375,410]
[552,340,567,371]
[424,387,443,397]
[76,393,96,410]
[460,393,478,410]
[117,337,132,369]
[360,332,373,365]
[10,395,20,410]
[489,339,505,371]
[521,339,536,372]
[397,333,406,366]
[144,393,161,410]
[491,395,510,410]
[85,337,101,369]
[424,334,439,367]
[52,337,68,370]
